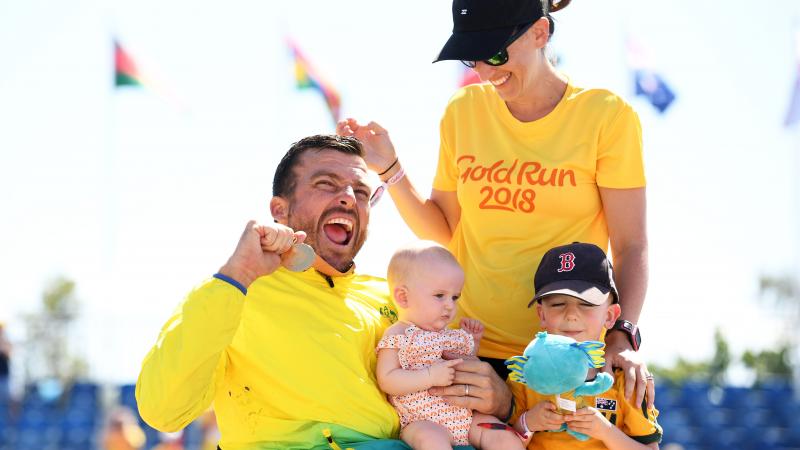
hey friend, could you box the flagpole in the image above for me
[789,23,800,398]
[793,118,800,397]
[103,41,120,285]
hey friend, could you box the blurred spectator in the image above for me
[103,406,146,450]
[199,409,220,450]
[153,430,183,450]
[0,321,10,405]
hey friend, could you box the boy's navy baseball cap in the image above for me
[527,242,620,307]
[433,0,548,63]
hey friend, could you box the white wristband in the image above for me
[518,410,534,441]
[383,167,405,186]
[369,167,406,208]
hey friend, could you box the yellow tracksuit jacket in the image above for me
[136,267,401,449]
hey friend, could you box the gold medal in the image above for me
[281,242,315,272]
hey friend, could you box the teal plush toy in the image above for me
[505,331,613,441]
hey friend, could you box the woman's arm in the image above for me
[386,179,460,245]
[337,119,460,245]
[598,187,653,408]
[600,187,648,323]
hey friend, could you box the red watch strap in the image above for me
[612,319,641,351]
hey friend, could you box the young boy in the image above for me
[510,242,662,450]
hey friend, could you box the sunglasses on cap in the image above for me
[460,22,534,69]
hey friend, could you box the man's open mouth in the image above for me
[322,217,354,246]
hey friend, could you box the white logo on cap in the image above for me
[461,9,468,14]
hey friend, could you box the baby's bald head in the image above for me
[387,241,462,290]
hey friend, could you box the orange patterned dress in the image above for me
[377,324,475,445]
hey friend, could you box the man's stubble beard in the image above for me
[286,205,368,273]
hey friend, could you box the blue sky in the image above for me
[1,0,799,383]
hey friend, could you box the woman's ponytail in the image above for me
[544,0,570,36]
[549,0,571,13]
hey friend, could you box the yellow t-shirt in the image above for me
[136,268,401,449]
[509,371,662,449]
[434,82,645,358]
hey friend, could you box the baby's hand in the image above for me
[460,318,484,343]
[428,359,463,387]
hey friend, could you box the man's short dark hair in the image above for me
[272,135,364,197]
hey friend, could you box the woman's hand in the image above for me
[603,331,655,408]
[428,355,512,418]
[336,118,397,175]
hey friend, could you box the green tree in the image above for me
[649,358,710,385]
[757,273,798,385]
[742,345,793,385]
[708,329,731,386]
[650,328,730,385]
[23,277,87,384]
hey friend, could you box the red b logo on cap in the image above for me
[557,252,576,272]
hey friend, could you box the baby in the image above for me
[376,241,524,450]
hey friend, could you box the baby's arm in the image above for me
[565,408,659,450]
[460,318,484,355]
[376,325,462,396]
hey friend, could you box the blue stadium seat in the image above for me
[70,381,99,396]
[770,396,800,428]
[68,390,98,409]
[692,408,727,431]
[720,386,762,410]
[60,425,94,448]
[728,407,772,428]
[16,426,47,450]
[0,406,11,428]
[757,426,788,450]
[662,424,701,448]
[120,383,137,409]
[700,432,740,450]
[0,424,16,450]
[18,407,48,430]
[654,385,681,410]
[781,424,800,446]
[656,406,692,442]
[679,381,716,412]
[183,420,204,449]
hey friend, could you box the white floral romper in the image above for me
[377,324,475,445]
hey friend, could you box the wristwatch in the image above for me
[611,319,641,351]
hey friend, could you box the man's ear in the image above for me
[394,286,409,308]
[270,196,289,225]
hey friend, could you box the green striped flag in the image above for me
[114,40,143,88]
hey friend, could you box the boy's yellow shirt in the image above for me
[509,371,662,449]
[136,268,401,449]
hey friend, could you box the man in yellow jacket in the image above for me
[136,135,511,450]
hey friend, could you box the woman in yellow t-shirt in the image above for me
[338,0,653,411]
